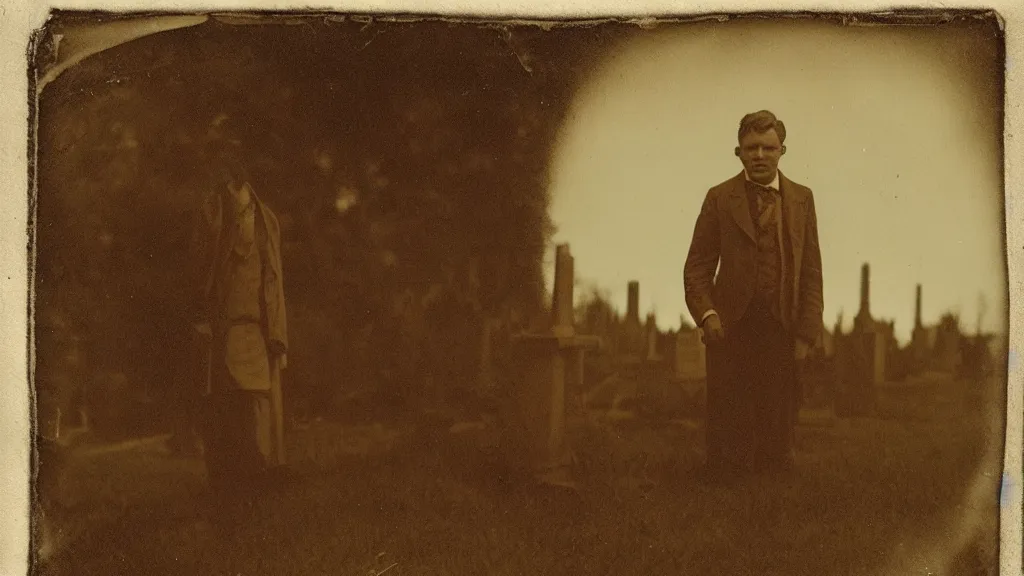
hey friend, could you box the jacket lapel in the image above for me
[199,192,224,303]
[780,172,807,259]
[252,189,281,281]
[780,172,808,320]
[216,191,238,272]
[728,173,757,243]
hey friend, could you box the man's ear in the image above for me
[780,145,787,155]
[734,146,741,157]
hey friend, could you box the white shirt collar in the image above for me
[744,170,780,192]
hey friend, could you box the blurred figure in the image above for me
[684,110,824,478]
[188,117,289,493]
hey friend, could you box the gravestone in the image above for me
[873,321,893,385]
[620,281,645,357]
[836,263,881,416]
[626,281,640,324]
[835,331,877,416]
[853,263,873,333]
[674,328,706,381]
[933,316,962,373]
[673,327,707,414]
[508,244,599,488]
[645,313,660,362]
[800,321,837,411]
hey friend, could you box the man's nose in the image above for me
[753,147,765,159]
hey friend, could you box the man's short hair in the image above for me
[738,110,786,144]
[204,113,243,155]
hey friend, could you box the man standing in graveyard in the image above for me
[683,110,823,478]
[189,119,289,494]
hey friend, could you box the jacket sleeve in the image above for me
[796,191,824,343]
[684,188,721,326]
[263,208,288,354]
[187,195,217,325]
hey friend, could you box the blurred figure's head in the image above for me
[204,113,249,188]
[735,110,787,185]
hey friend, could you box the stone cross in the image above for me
[509,243,599,489]
[551,244,575,338]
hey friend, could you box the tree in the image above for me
[35,17,628,423]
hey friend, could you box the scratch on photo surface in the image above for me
[1000,474,1013,508]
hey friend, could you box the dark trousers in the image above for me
[201,336,273,493]
[705,299,798,473]
[169,336,206,453]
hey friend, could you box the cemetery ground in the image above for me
[38,371,1001,576]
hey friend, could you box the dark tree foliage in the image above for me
[34,16,631,428]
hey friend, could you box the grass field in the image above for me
[36,371,1003,575]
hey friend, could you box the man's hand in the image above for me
[794,339,810,361]
[702,314,725,344]
[267,340,288,369]
[268,339,286,356]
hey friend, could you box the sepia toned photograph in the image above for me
[29,10,1008,575]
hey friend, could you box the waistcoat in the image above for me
[746,180,783,320]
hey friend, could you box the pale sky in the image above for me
[547,20,1005,343]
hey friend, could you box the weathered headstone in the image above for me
[835,331,873,416]
[873,321,892,385]
[672,327,707,414]
[933,315,963,373]
[620,281,645,357]
[626,281,640,324]
[836,263,881,416]
[551,245,575,338]
[674,328,707,381]
[509,244,599,488]
[853,263,873,333]
[645,313,660,362]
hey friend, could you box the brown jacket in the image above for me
[684,171,823,344]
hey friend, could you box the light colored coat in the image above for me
[192,185,288,355]
[190,183,288,464]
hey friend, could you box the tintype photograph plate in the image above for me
[10,4,1022,575]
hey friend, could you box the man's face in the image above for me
[210,160,233,186]
[736,128,785,185]
[209,150,242,186]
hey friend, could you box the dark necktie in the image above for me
[747,181,778,229]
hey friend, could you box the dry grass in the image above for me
[35,372,1001,576]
